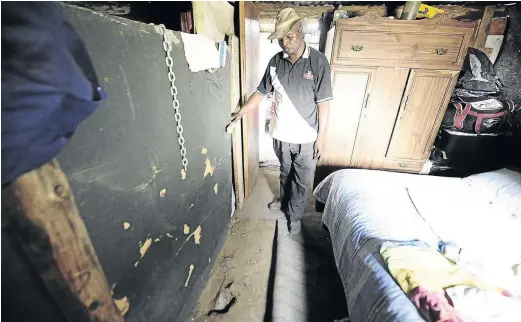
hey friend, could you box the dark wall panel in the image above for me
[58,5,233,321]
[495,4,521,166]
[495,3,521,104]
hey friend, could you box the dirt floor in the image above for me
[189,217,275,322]
[189,169,281,322]
[189,168,348,322]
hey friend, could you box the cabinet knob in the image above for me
[351,45,364,52]
[436,48,448,55]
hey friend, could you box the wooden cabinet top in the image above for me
[332,18,477,70]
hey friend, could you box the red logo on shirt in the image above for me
[303,71,314,80]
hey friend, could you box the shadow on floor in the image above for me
[261,169,349,322]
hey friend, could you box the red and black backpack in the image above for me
[442,99,520,134]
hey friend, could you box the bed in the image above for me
[313,168,521,322]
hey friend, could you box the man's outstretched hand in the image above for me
[314,136,324,160]
[226,109,245,133]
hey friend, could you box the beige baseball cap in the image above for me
[268,8,302,40]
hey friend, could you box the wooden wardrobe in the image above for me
[321,18,476,173]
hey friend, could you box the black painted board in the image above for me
[59,5,233,321]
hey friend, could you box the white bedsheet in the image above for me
[314,169,521,322]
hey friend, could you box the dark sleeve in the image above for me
[314,57,333,103]
[256,56,275,95]
[1,2,104,184]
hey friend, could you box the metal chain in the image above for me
[159,24,188,170]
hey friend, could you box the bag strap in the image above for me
[453,103,472,129]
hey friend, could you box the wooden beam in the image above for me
[229,35,245,209]
[256,3,386,21]
[2,159,123,322]
[258,4,385,34]
[239,1,260,198]
[473,6,495,49]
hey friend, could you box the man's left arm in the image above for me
[313,59,333,160]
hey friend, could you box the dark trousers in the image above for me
[273,139,317,221]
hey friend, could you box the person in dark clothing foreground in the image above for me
[234,8,333,234]
[2,3,115,321]
[2,1,104,185]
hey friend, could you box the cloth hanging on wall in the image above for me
[180,33,221,72]
[192,1,234,42]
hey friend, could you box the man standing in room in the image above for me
[233,8,333,235]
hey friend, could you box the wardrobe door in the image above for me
[350,67,409,169]
[384,69,459,172]
[321,66,376,167]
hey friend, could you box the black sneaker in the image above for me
[289,220,302,235]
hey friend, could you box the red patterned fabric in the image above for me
[410,286,466,322]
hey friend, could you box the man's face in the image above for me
[278,25,302,55]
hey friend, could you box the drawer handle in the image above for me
[436,48,448,55]
[351,45,364,52]
[399,162,408,168]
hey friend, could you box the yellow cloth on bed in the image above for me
[380,245,496,295]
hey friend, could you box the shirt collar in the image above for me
[283,42,310,60]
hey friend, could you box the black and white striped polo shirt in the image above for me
[257,43,333,144]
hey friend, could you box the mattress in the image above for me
[313,168,521,322]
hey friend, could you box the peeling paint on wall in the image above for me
[114,296,130,316]
[166,233,174,238]
[159,188,166,197]
[184,224,190,234]
[214,183,219,194]
[184,264,195,287]
[204,158,215,177]
[181,168,187,180]
[123,222,131,230]
[176,225,202,256]
[193,225,202,244]
[139,238,152,258]
[201,147,208,155]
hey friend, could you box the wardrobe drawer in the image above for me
[332,19,476,70]
[336,31,462,63]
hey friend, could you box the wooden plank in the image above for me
[230,35,245,209]
[193,1,234,41]
[239,1,260,198]
[484,17,508,63]
[1,159,123,322]
[473,5,495,49]
[489,17,508,35]
[256,3,386,21]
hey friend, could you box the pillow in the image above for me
[463,168,521,216]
